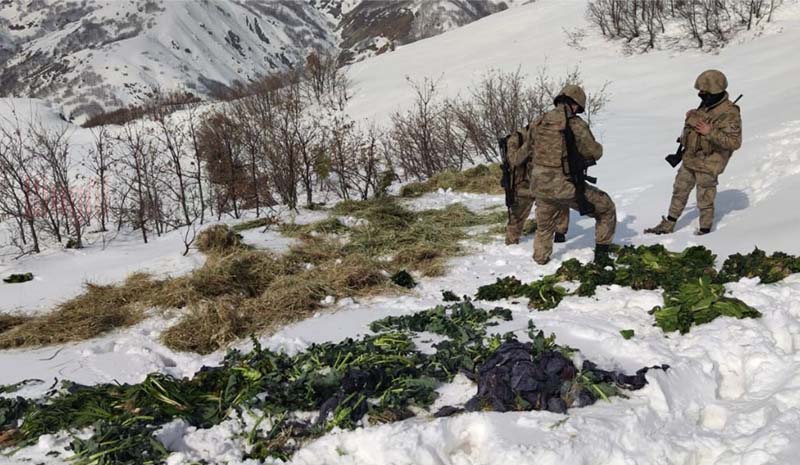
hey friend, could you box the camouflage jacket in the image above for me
[682,93,742,175]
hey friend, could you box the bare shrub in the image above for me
[115,122,167,243]
[303,50,352,110]
[388,77,462,180]
[0,120,41,254]
[82,90,200,128]
[26,122,88,248]
[196,109,251,219]
[587,0,783,52]
[83,126,116,232]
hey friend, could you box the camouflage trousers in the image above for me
[533,186,616,265]
[506,194,568,244]
[668,165,718,230]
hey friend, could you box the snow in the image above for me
[3,0,800,464]
[345,0,800,259]
[0,1,337,120]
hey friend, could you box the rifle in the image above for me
[665,94,742,168]
[499,135,515,210]
[562,107,597,216]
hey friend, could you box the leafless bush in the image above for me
[442,67,610,170]
[82,90,200,128]
[0,108,99,251]
[83,126,116,232]
[0,118,40,254]
[587,0,783,52]
[115,122,168,243]
[321,117,389,201]
[388,77,463,180]
[303,51,352,111]
[26,122,88,248]
[196,109,250,219]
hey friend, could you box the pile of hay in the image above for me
[0,198,505,354]
[0,273,156,349]
[400,164,503,197]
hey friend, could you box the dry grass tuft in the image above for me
[0,315,31,334]
[232,217,278,232]
[160,296,253,354]
[187,250,290,300]
[279,217,348,237]
[394,244,448,277]
[1,197,506,354]
[321,255,389,294]
[400,164,503,198]
[0,273,155,349]
[196,225,245,254]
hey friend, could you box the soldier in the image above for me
[504,127,569,245]
[530,84,617,265]
[646,70,742,235]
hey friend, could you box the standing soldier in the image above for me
[645,70,742,235]
[503,127,569,245]
[530,85,616,265]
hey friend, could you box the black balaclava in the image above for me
[698,91,726,108]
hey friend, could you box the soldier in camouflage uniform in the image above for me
[530,84,617,265]
[504,127,569,245]
[645,70,742,235]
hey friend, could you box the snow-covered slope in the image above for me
[2,1,800,464]
[344,0,800,260]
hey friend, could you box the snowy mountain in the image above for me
[332,0,518,62]
[0,0,520,121]
[0,0,336,120]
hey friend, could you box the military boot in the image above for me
[594,244,613,266]
[644,216,676,235]
[505,233,520,245]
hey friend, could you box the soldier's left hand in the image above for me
[693,120,712,135]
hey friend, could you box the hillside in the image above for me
[2,1,800,464]
[0,0,518,120]
[344,0,800,259]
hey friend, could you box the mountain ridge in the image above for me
[0,0,520,121]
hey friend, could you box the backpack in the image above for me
[499,125,532,206]
[531,108,567,168]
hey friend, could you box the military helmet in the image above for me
[694,69,728,94]
[555,84,587,113]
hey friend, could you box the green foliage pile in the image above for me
[716,247,800,284]
[400,164,503,198]
[475,276,568,310]
[475,245,777,333]
[2,301,620,463]
[3,272,34,284]
[556,245,717,296]
[651,277,762,334]
[369,301,512,341]
[390,270,417,288]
